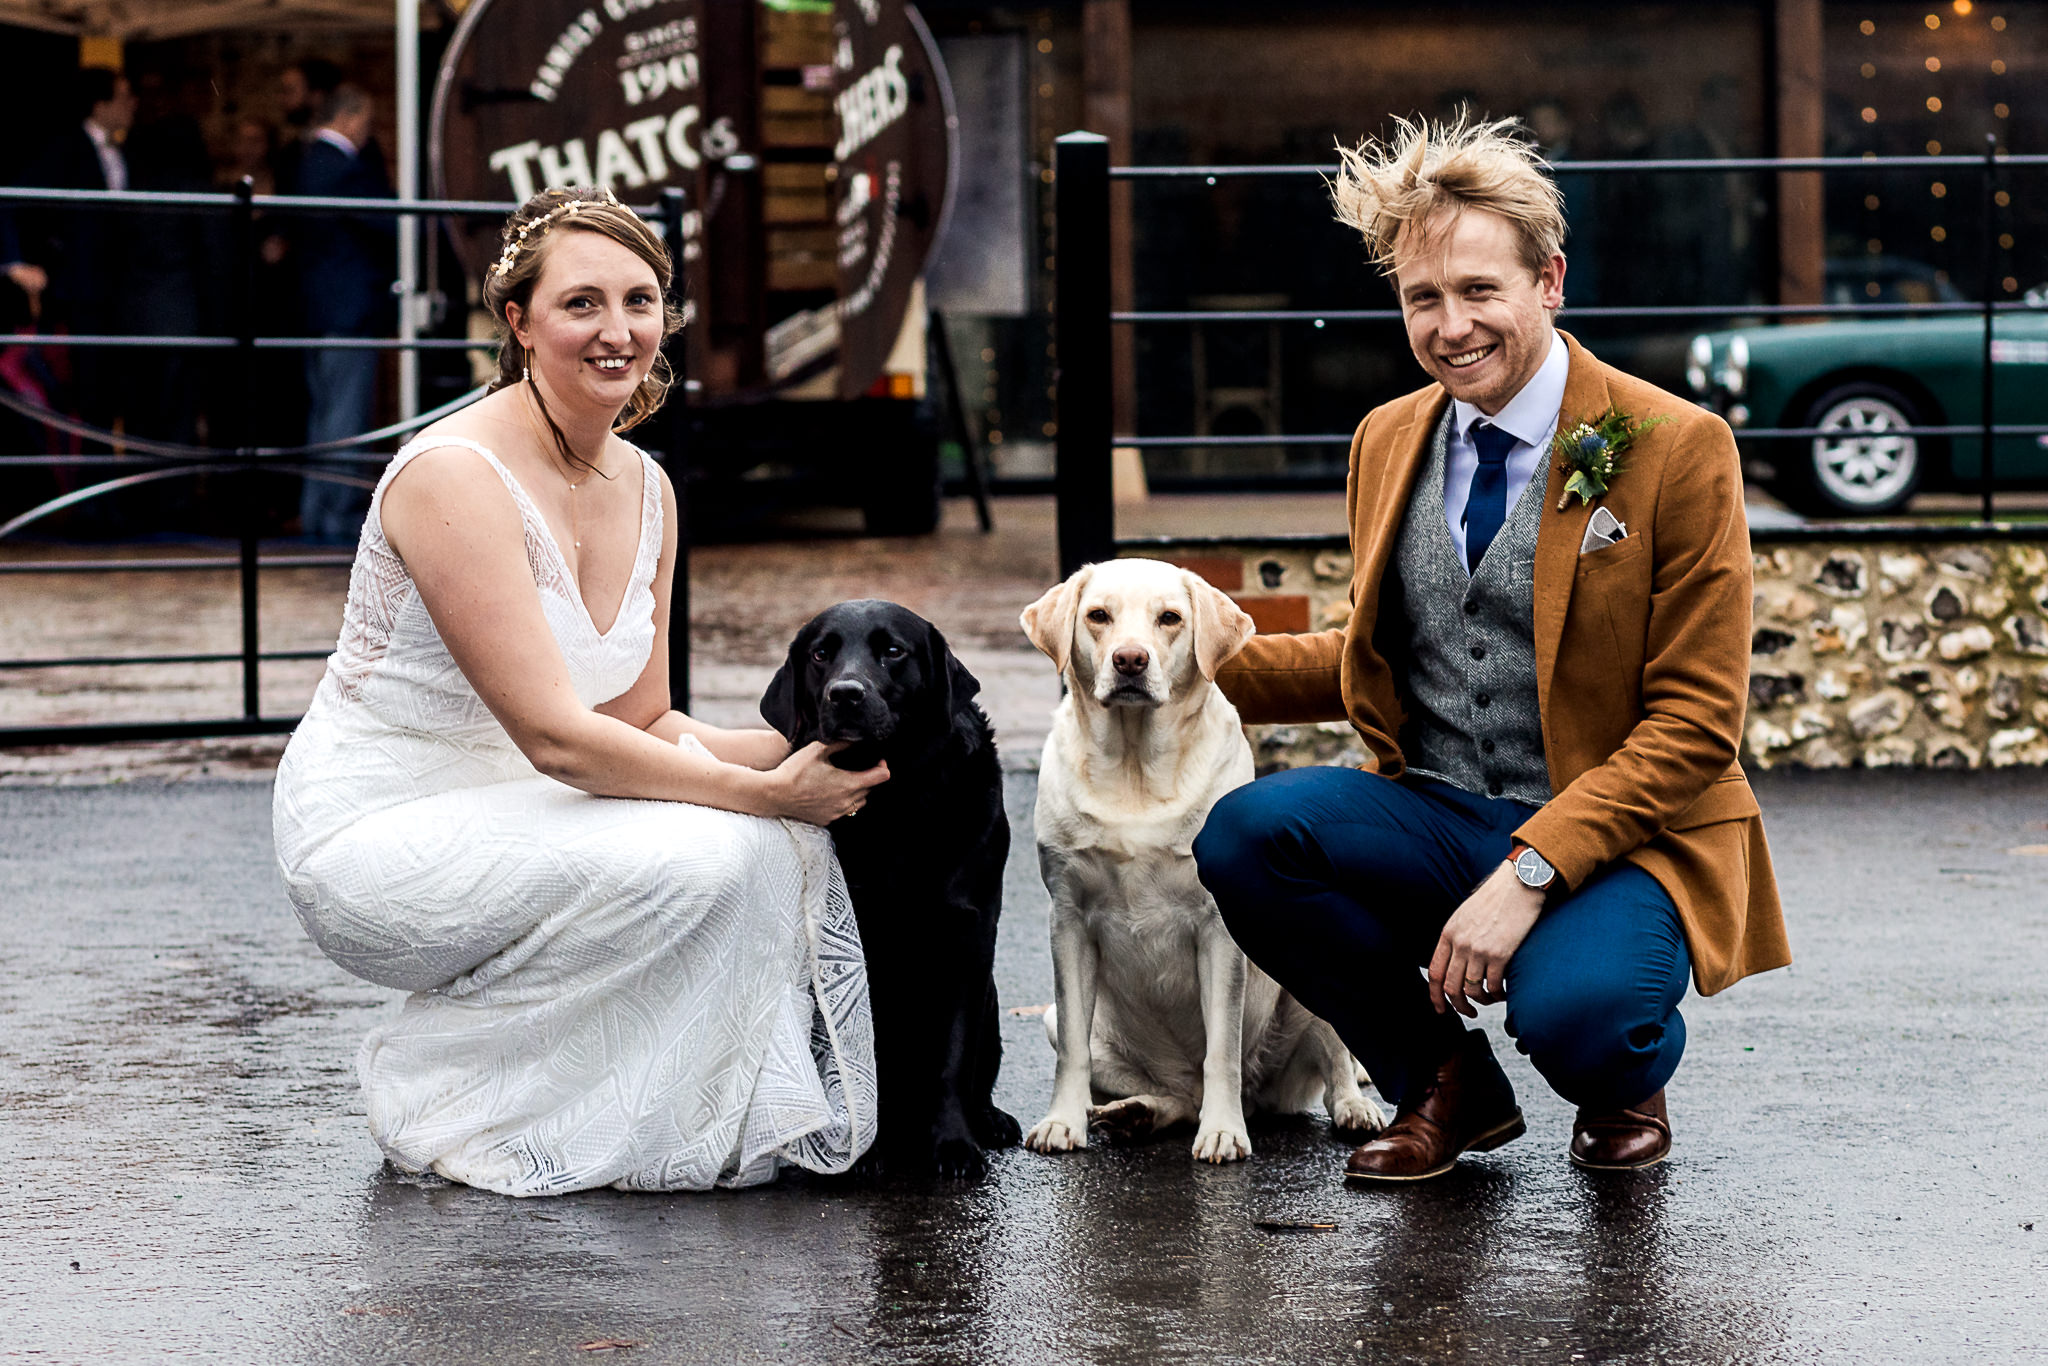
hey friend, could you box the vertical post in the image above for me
[1774,0,1824,309]
[1055,133,1114,579]
[929,309,992,532]
[661,185,692,714]
[1082,0,1135,438]
[396,0,421,421]
[1980,134,1998,524]
[230,177,262,721]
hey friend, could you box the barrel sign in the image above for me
[430,0,954,401]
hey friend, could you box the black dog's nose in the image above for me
[1112,646,1149,677]
[825,680,867,710]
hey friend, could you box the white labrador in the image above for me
[1018,558,1386,1163]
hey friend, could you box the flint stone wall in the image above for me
[1119,534,2048,774]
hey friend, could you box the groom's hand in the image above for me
[1429,863,1545,1018]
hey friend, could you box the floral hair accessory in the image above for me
[490,187,625,279]
[1551,407,1668,510]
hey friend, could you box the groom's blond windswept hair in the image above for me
[1330,112,1566,281]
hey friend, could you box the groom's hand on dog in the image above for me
[771,741,889,826]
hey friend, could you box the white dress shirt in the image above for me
[1442,330,1569,565]
[312,126,361,160]
[83,119,126,193]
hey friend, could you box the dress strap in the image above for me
[384,434,549,524]
[372,435,557,579]
[631,446,663,588]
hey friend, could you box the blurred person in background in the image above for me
[275,57,341,199]
[20,68,136,329]
[1,219,49,318]
[294,84,392,544]
[0,249,74,527]
[6,68,139,531]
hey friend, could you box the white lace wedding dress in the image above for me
[273,435,876,1195]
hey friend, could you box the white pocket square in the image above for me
[1579,506,1629,554]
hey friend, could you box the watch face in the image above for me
[1515,848,1554,888]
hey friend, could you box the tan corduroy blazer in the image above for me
[1217,333,1788,996]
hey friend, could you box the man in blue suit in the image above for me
[293,84,392,544]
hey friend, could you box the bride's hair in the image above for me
[481,188,687,474]
[1330,111,1566,281]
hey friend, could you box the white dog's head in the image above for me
[1020,559,1256,709]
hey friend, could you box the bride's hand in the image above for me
[771,742,890,825]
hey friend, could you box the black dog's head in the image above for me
[760,600,981,772]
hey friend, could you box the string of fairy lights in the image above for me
[1034,10,1058,447]
[1856,2,2021,295]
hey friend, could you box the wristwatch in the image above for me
[1510,844,1557,892]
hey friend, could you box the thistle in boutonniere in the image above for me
[1552,407,1668,511]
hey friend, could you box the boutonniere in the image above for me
[1552,408,1669,511]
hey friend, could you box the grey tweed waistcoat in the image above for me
[1390,408,1553,807]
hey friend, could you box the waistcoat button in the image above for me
[1475,692,1492,708]
[1463,600,1480,616]
[1488,779,1504,796]
[1470,645,1486,661]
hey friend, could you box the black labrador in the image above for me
[761,599,1019,1179]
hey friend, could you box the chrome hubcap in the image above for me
[1813,395,1918,508]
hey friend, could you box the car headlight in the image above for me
[1686,335,1714,395]
[1716,335,1749,398]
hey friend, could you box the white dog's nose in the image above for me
[1111,645,1149,677]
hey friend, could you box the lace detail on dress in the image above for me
[326,434,659,706]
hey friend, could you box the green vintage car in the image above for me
[1687,276,2048,516]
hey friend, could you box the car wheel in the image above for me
[1781,382,1925,516]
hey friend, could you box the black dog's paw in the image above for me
[929,1114,991,1179]
[931,1130,990,1181]
[978,1106,1022,1150]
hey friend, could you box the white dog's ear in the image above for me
[1186,571,1256,680]
[1020,569,1087,675]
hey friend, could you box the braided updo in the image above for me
[482,188,687,468]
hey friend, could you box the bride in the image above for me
[273,187,886,1195]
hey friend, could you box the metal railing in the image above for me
[0,180,698,748]
[1051,132,2048,575]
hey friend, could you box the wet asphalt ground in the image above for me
[4,765,2047,1364]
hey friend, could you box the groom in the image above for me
[1193,115,1788,1180]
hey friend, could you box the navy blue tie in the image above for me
[1463,421,1516,574]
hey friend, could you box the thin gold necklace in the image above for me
[521,381,606,550]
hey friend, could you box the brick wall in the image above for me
[1124,536,2048,772]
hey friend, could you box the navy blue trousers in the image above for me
[1194,767,1690,1112]
[301,344,377,545]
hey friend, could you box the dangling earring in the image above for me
[522,348,532,383]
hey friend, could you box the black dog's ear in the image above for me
[948,652,981,711]
[924,620,980,718]
[759,624,815,744]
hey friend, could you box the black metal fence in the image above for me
[1052,133,2048,576]
[0,180,698,749]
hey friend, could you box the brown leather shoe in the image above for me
[1569,1089,1672,1170]
[1344,1033,1525,1183]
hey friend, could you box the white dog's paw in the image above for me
[1330,1093,1389,1136]
[1087,1096,1161,1141]
[1190,1124,1251,1164]
[1024,1114,1088,1154]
